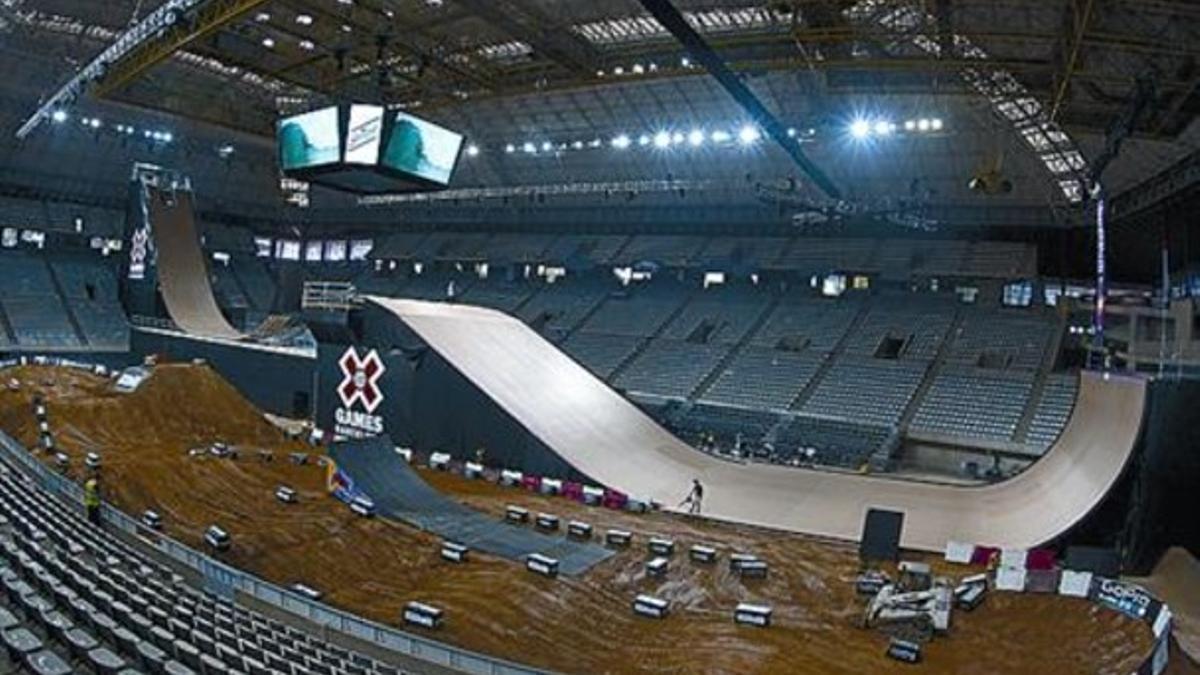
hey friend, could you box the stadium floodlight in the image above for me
[572,140,584,150]
[505,143,515,153]
[710,130,731,143]
[904,120,916,131]
[588,138,602,148]
[786,127,796,138]
[51,110,68,123]
[738,125,761,144]
[687,129,705,146]
[873,120,892,136]
[613,66,624,75]
[632,63,644,74]
[89,118,102,129]
[672,131,685,145]
[299,40,315,51]
[466,144,479,156]
[262,37,275,48]
[611,134,631,149]
[931,118,944,131]
[295,14,313,25]
[162,132,173,142]
[681,57,691,67]
[522,142,536,154]
[849,118,871,139]
[917,118,931,131]
[540,141,552,152]
[653,131,671,148]
[255,12,270,22]
[638,134,651,146]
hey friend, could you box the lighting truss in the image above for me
[845,0,1091,204]
[17,0,207,139]
[357,179,724,205]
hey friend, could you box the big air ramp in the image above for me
[143,186,246,340]
[368,296,1147,553]
[329,437,613,575]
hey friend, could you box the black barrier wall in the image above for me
[131,329,315,418]
[313,303,587,481]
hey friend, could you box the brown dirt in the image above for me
[0,364,1156,674]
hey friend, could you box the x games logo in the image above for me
[337,347,386,413]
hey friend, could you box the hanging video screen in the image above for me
[277,107,341,170]
[344,104,385,165]
[380,112,464,186]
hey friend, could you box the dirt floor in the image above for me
[0,363,1161,674]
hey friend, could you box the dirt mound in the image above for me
[1131,547,1200,665]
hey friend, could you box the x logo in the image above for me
[337,347,386,413]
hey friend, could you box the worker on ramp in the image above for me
[680,478,704,515]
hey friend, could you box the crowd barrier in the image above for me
[0,430,547,675]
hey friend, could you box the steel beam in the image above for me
[92,0,272,98]
[637,0,841,199]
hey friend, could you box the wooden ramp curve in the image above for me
[369,296,1147,553]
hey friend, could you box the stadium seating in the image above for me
[772,416,896,469]
[801,358,928,427]
[659,284,771,344]
[750,296,861,354]
[1025,373,1080,452]
[945,309,1055,371]
[700,349,825,411]
[561,333,642,379]
[616,340,730,399]
[0,254,81,350]
[0,460,404,675]
[577,281,690,338]
[910,369,1035,443]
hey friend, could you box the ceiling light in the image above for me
[262,37,275,48]
[613,66,624,75]
[522,142,535,154]
[505,143,515,153]
[572,140,584,150]
[299,40,314,51]
[588,138,602,148]
[672,131,685,145]
[849,119,871,139]
[638,134,650,146]
[89,118,102,129]
[632,64,644,74]
[611,134,631,149]
[295,14,313,25]
[688,129,705,146]
[931,118,944,131]
[738,124,761,144]
[540,141,552,152]
[904,120,916,131]
[681,57,691,67]
[653,131,671,148]
[786,127,796,137]
[917,118,931,132]
[873,120,892,136]
[465,144,479,156]
[710,130,731,143]
[255,12,270,22]
[51,110,67,123]
[596,69,605,77]
[341,24,352,33]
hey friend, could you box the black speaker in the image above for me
[860,508,904,562]
[1065,546,1121,577]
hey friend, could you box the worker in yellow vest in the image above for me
[83,477,101,526]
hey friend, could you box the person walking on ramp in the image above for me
[680,478,704,515]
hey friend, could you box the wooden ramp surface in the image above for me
[370,296,1146,553]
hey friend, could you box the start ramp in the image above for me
[367,296,1147,553]
[328,436,613,576]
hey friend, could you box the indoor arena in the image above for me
[0,1,1197,674]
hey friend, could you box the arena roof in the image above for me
[2,0,1200,219]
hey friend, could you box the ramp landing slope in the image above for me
[369,296,1147,553]
[329,437,613,575]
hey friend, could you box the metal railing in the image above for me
[0,430,547,675]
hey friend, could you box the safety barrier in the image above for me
[0,430,548,675]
